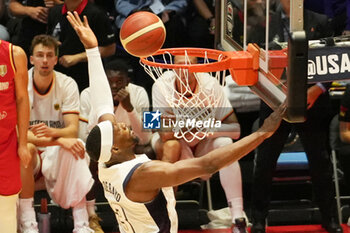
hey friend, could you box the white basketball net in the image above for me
[141,50,227,143]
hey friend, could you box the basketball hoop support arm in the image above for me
[228,0,307,122]
[226,44,290,117]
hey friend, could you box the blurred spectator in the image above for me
[0,0,10,40]
[250,1,341,233]
[89,0,116,28]
[187,0,215,48]
[47,0,116,92]
[8,0,63,56]
[337,84,350,227]
[114,0,188,48]
[304,0,350,36]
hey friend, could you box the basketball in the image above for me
[120,11,166,57]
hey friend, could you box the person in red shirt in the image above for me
[0,40,30,232]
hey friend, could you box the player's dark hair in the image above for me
[86,125,102,162]
[104,59,131,77]
[30,34,59,56]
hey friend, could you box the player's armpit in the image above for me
[127,159,210,197]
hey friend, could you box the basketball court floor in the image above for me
[93,225,350,233]
[175,226,350,233]
[132,225,350,233]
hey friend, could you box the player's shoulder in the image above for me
[159,70,175,80]
[128,83,147,93]
[54,71,79,89]
[54,70,75,82]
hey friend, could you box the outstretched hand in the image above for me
[259,103,286,138]
[66,11,98,49]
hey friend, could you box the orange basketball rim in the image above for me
[139,44,287,86]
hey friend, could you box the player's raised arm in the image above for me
[13,45,31,168]
[67,11,114,124]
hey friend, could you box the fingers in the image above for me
[35,7,48,23]
[59,57,68,67]
[74,11,83,25]
[30,123,48,137]
[76,140,85,159]
[116,90,128,100]
[70,140,85,160]
[44,0,54,8]
[21,156,30,168]
[59,56,75,68]
[278,103,287,116]
[66,11,81,30]
[19,152,31,169]
[67,11,85,28]
[66,12,77,29]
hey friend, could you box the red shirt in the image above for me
[0,40,21,195]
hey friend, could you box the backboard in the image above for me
[216,0,244,51]
[216,0,308,123]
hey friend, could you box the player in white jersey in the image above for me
[79,60,152,232]
[67,11,284,233]
[19,35,94,233]
[151,56,248,232]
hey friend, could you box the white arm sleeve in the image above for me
[86,47,114,120]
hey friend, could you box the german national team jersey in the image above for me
[80,83,149,133]
[98,155,178,233]
[0,40,21,195]
[28,67,80,127]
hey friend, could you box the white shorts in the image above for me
[33,145,94,209]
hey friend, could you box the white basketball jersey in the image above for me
[28,68,80,127]
[98,154,178,233]
[152,71,233,120]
